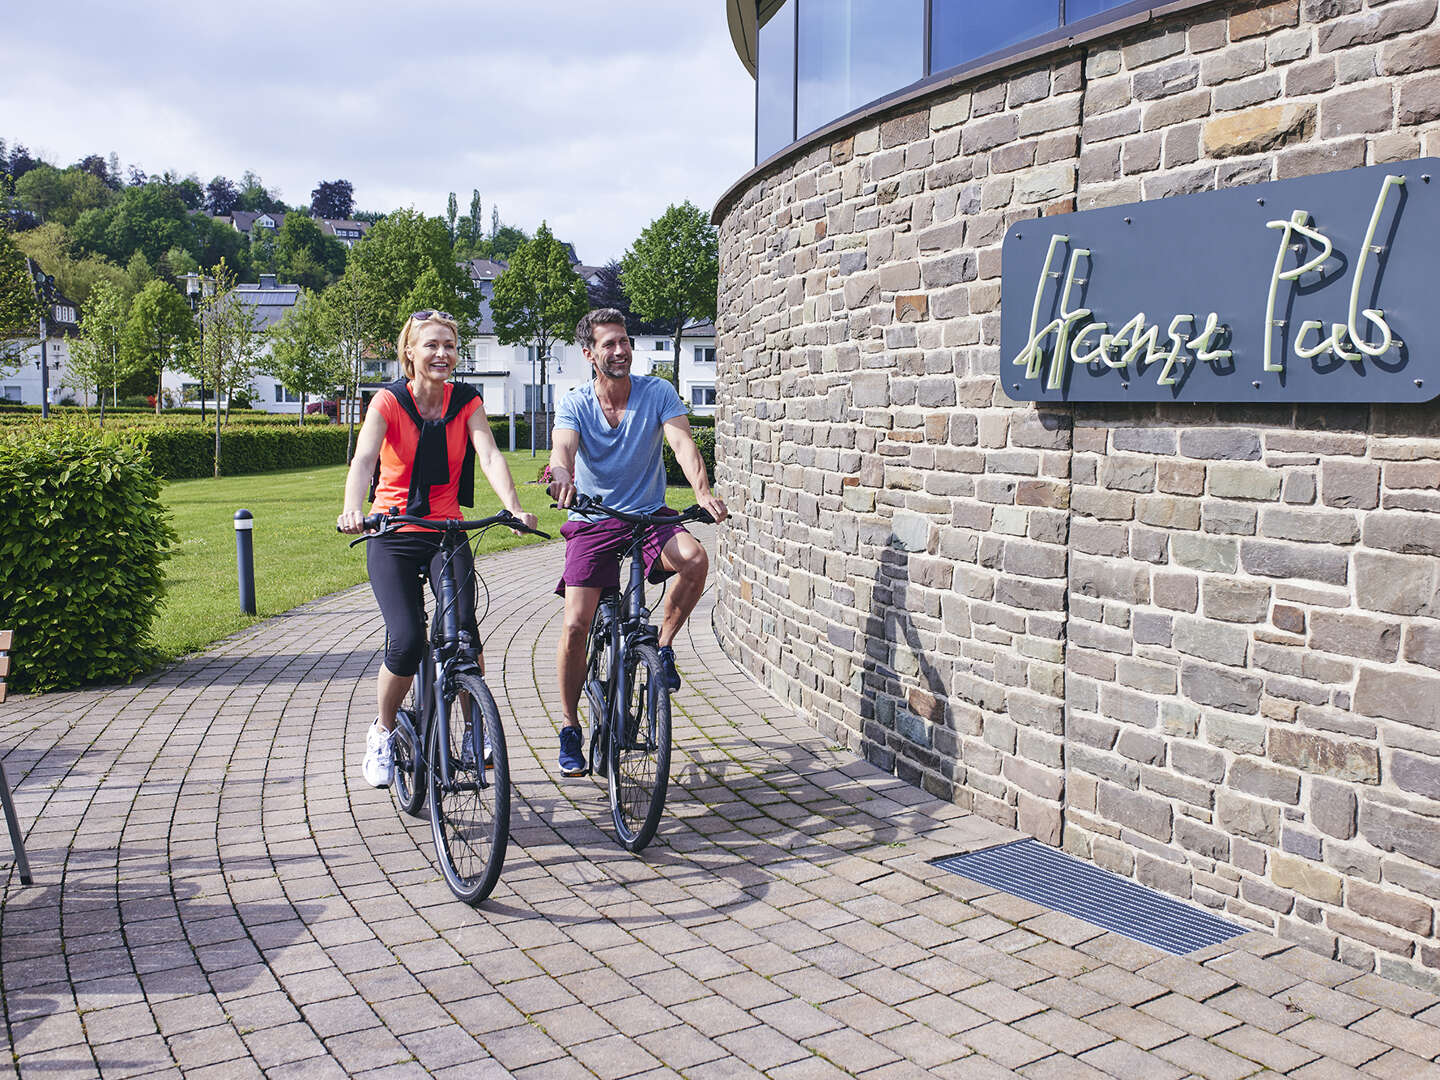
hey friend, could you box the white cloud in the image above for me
[1,0,755,263]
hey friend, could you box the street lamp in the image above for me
[31,268,55,420]
[183,273,212,421]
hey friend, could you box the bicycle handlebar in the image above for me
[562,493,716,527]
[339,508,552,545]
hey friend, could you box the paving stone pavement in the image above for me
[2,528,1439,1079]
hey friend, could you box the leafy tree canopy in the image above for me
[273,213,346,290]
[620,200,718,391]
[310,178,354,220]
[120,278,195,410]
[0,228,40,373]
[206,176,240,216]
[235,171,285,214]
[490,221,588,362]
[14,164,116,228]
[342,207,478,347]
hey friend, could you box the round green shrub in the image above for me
[0,424,178,693]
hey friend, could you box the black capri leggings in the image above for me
[367,531,479,677]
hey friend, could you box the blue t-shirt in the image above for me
[554,375,686,517]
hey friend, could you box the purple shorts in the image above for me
[555,508,687,596]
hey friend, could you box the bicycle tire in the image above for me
[428,670,510,905]
[393,687,426,818]
[608,643,671,852]
[581,595,616,776]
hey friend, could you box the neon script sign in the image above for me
[999,160,1438,403]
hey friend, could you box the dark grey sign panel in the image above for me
[1000,159,1440,404]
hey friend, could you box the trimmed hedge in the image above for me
[663,425,716,487]
[131,425,352,480]
[0,425,177,693]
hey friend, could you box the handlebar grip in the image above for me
[363,513,385,532]
[689,507,716,525]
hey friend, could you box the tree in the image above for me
[620,200,718,396]
[468,190,482,246]
[484,224,529,263]
[65,280,136,425]
[310,178,354,220]
[265,288,344,424]
[0,230,40,374]
[490,221,589,453]
[206,176,240,216]
[180,260,261,475]
[318,271,375,462]
[15,165,115,228]
[446,192,458,243]
[343,207,479,348]
[275,213,345,290]
[236,171,284,214]
[121,279,195,413]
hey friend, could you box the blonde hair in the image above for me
[396,311,462,378]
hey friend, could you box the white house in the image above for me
[439,258,718,433]
[1,263,82,407]
[163,274,314,413]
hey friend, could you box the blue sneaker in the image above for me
[657,645,682,692]
[558,725,586,776]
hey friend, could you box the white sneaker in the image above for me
[362,719,395,788]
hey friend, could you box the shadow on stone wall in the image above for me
[856,544,958,802]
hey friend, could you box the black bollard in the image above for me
[234,509,257,615]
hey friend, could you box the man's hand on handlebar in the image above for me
[545,464,576,510]
[695,493,728,525]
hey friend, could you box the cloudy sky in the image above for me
[2,1,757,266]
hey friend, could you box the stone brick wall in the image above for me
[712,0,1440,991]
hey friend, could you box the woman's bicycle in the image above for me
[347,508,549,904]
[565,494,714,853]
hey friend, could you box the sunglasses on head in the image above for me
[410,310,453,322]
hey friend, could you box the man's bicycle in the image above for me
[566,494,714,853]
[347,508,549,904]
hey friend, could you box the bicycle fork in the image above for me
[433,658,490,795]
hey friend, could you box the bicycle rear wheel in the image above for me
[608,643,671,853]
[393,682,426,818]
[428,670,510,904]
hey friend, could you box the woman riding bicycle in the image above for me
[337,310,537,789]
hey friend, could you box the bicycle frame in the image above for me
[419,531,489,799]
[592,523,661,766]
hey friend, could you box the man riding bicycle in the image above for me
[547,308,727,776]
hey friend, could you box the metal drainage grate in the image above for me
[933,839,1248,955]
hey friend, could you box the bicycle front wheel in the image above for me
[609,643,671,853]
[393,683,426,818]
[428,671,510,904]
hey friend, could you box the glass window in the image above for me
[930,0,1060,75]
[757,0,797,161]
[693,346,716,364]
[693,386,717,406]
[797,0,924,139]
[3,386,20,401]
[1066,0,1134,24]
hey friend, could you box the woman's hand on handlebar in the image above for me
[336,508,371,534]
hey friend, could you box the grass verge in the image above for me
[156,451,567,660]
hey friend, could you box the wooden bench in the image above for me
[0,631,33,884]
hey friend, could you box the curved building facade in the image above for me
[713,0,1440,989]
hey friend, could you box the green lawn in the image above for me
[155,451,566,659]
